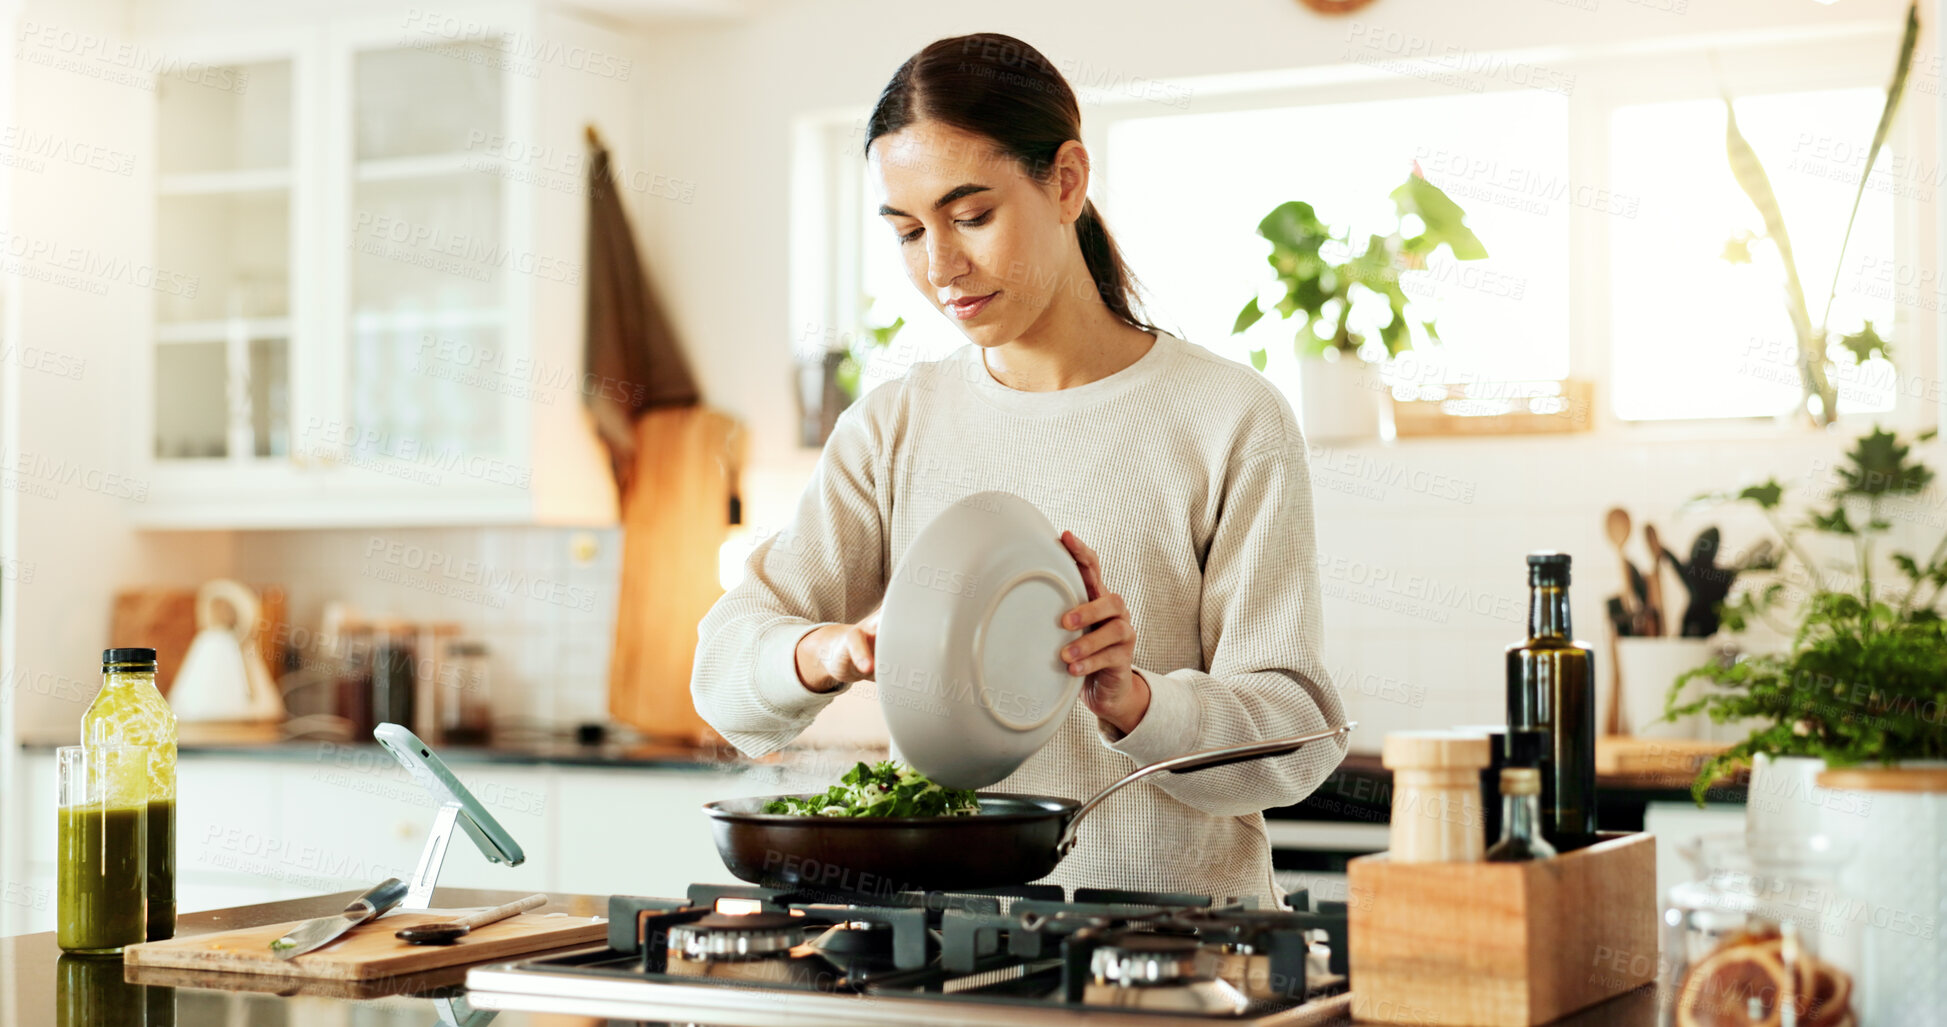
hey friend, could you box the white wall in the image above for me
[2,0,238,743]
[0,0,242,939]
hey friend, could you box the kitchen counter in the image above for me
[0,887,1665,1026]
[1274,751,1747,829]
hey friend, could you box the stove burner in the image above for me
[1088,931,1215,987]
[666,912,802,962]
[806,919,899,967]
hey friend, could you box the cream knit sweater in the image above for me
[690,328,1349,907]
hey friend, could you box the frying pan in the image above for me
[702,723,1355,894]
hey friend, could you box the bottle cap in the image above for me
[102,647,158,669]
[1500,767,1542,796]
[1527,551,1571,586]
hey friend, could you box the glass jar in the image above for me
[56,745,149,954]
[437,640,492,746]
[1663,832,1862,1027]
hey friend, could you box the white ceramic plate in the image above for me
[875,491,1087,789]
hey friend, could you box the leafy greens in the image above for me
[761,760,980,818]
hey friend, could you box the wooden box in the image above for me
[1347,831,1658,1027]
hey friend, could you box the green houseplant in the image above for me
[1665,425,1947,803]
[1670,424,1947,1025]
[1230,170,1488,371]
[834,298,906,404]
[1716,0,1918,426]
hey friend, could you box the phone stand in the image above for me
[373,722,527,910]
[405,801,467,909]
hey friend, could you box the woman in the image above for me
[691,32,1347,908]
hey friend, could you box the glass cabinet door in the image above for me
[345,42,511,471]
[153,59,294,462]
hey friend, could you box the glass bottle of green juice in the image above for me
[81,648,177,941]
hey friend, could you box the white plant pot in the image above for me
[1613,637,1717,739]
[1744,753,1837,840]
[1296,356,1381,442]
[1815,762,1947,1027]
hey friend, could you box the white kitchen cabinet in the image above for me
[552,766,761,896]
[134,4,632,528]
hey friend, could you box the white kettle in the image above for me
[168,579,286,724]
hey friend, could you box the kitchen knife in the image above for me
[270,877,409,960]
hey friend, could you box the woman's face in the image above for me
[868,120,1086,346]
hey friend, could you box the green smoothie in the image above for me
[57,802,147,954]
[147,798,175,941]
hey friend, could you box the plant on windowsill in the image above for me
[835,297,905,404]
[1229,168,1487,441]
[1715,0,1918,427]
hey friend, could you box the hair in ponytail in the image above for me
[864,33,1157,334]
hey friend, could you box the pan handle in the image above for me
[1054,722,1355,856]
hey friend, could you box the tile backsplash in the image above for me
[233,527,623,731]
[225,422,1933,755]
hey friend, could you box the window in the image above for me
[1608,88,1896,420]
[811,34,1923,430]
[1103,90,1570,400]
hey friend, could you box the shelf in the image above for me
[355,152,498,183]
[156,317,293,344]
[350,308,504,333]
[157,169,293,196]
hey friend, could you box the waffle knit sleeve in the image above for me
[690,400,889,758]
[1098,432,1348,816]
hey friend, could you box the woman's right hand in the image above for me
[793,608,882,693]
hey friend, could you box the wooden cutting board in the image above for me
[109,584,287,696]
[123,908,607,980]
[607,404,741,743]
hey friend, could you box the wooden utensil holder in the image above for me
[1347,831,1658,1027]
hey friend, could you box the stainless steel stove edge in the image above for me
[463,961,1354,1027]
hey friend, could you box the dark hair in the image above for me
[864,32,1156,334]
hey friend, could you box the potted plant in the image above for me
[1665,425,1947,1024]
[1230,169,1487,442]
[1715,0,1917,426]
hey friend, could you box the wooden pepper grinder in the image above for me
[1382,730,1492,863]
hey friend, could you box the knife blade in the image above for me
[270,877,409,960]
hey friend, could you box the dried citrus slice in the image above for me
[1675,939,1790,1027]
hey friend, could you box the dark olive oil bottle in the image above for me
[1504,552,1597,849]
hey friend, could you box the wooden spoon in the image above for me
[395,894,548,945]
[1603,507,1636,738]
[1642,523,1668,638]
[1604,508,1640,616]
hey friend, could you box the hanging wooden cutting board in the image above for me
[109,585,287,696]
[123,908,607,981]
[607,404,741,744]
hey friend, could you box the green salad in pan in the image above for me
[761,760,980,817]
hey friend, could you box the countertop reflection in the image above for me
[1,887,609,1027]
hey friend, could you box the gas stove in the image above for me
[465,883,1351,1025]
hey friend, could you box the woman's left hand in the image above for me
[1057,530,1149,736]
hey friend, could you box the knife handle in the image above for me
[346,877,409,919]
